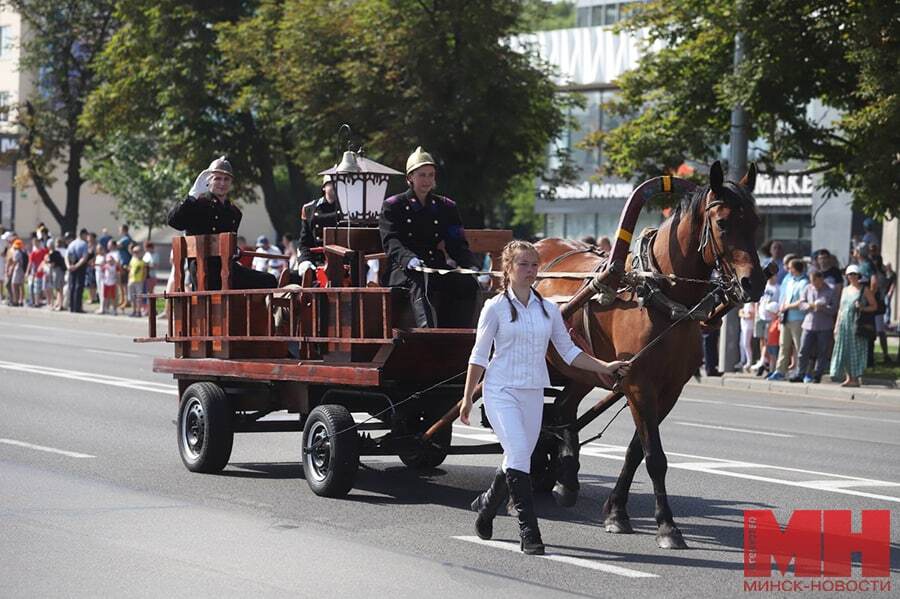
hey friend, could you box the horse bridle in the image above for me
[698,189,748,305]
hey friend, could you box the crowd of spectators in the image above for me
[1,223,159,317]
[701,221,895,387]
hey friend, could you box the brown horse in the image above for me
[535,161,764,549]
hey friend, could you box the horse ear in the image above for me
[740,163,758,192]
[709,160,724,194]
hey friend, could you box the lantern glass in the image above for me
[334,175,366,217]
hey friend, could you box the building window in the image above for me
[0,92,9,122]
[0,26,8,59]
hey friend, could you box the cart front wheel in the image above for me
[178,382,233,473]
[302,405,359,497]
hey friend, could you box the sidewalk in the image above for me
[686,371,900,402]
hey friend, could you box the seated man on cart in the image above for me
[379,146,481,328]
[293,174,343,285]
[167,156,277,291]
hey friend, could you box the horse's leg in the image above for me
[600,429,643,534]
[551,382,592,507]
[639,390,687,549]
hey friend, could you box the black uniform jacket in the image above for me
[167,193,242,235]
[379,188,477,287]
[298,197,342,263]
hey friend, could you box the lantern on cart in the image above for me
[318,137,402,224]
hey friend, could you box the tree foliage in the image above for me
[593,0,900,218]
[82,0,574,231]
[4,0,116,234]
[84,132,188,238]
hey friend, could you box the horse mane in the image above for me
[673,180,759,225]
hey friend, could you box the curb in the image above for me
[685,374,900,402]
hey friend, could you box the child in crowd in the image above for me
[48,239,67,310]
[127,244,146,316]
[94,242,108,314]
[102,245,120,315]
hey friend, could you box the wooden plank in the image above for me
[153,357,382,386]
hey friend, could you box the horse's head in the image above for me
[700,161,765,302]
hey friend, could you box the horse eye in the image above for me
[717,218,730,231]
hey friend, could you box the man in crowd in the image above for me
[768,258,809,381]
[792,270,837,383]
[65,229,90,313]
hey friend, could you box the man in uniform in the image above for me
[295,174,343,280]
[167,156,276,290]
[379,146,479,328]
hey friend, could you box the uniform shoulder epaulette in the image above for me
[434,194,455,208]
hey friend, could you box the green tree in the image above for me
[82,0,313,238]
[84,132,188,238]
[592,0,900,217]
[269,0,577,227]
[3,0,117,234]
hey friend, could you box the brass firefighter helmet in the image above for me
[405,146,436,175]
[207,156,233,178]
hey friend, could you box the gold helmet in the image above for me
[405,146,436,175]
[207,156,233,178]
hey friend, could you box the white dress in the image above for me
[469,289,582,472]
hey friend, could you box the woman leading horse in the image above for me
[536,161,765,549]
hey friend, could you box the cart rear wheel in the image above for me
[178,382,233,473]
[399,424,452,470]
[302,405,359,497]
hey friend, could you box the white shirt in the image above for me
[469,289,583,389]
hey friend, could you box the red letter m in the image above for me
[744,510,821,577]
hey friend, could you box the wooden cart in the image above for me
[137,228,525,497]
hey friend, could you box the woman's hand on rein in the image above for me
[605,360,631,378]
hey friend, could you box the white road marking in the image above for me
[0,438,95,458]
[2,322,126,339]
[672,420,794,438]
[681,397,900,424]
[452,536,658,578]
[86,348,140,358]
[0,360,176,396]
[453,429,900,504]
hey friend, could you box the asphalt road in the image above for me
[1,307,898,598]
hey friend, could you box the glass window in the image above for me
[565,213,597,241]
[0,92,9,122]
[591,6,604,26]
[545,213,565,239]
[604,3,619,26]
[576,7,591,27]
[0,26,7,59]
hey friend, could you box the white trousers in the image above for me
[484,385,544,473]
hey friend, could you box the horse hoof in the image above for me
[656,528,688,549]
[604,514,634,534]
[552,482,578,507]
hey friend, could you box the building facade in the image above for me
[518,0,858,265]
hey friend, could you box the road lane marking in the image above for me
[681,397,900,424]
[0,438,95,458]
[2,322,127,339]
[672,421,795,438]
[86,349,140,358]
[0,360,176,396]
[452,536,658,578]
[452,430,900,504]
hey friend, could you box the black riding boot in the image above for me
[470,467,508,540]
[506,468,545,555]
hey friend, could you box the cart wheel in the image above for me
[530,434,559,493]
[302,405,359,497]
[178,382,234,473]
[399,424,452,470]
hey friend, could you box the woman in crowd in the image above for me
[830,265,877,387]
[459,240,630,555]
